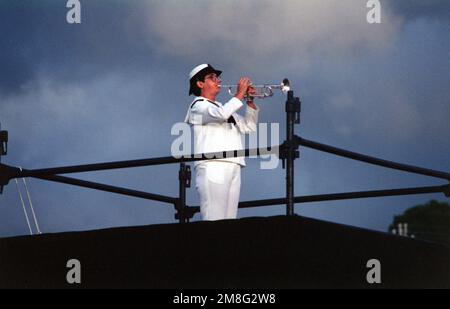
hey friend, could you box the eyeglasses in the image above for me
[205,74,221,82]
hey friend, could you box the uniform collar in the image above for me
[197,96,218,104]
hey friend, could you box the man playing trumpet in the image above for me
[184,64,259,221]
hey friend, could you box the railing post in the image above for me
[177,162,191,223]
[0,123,7,161]
[0,123,8,194]
[284,91,301,216]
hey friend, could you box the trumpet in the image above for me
[220,78,290,99]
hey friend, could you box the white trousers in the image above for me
[195,161,241,221]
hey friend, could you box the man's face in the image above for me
[198,73,221,96]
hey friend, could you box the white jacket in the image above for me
[184,96,259,166]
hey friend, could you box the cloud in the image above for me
[143,0,402,71]
[0,71,170,167]
[0,0,157,97]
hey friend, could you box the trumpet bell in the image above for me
[281,78,290,93]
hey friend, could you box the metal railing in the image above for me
[1,90,449,224]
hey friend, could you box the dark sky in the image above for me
[0,0,449,237]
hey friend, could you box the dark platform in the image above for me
[0,215,449,288]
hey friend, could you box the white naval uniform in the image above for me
[184,96,259,220]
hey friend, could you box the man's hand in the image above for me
[235,77,252,101]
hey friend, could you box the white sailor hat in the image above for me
[189,63,222,95]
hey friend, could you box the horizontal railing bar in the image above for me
[297,137,450,181]
[34,174,178,204]
[12,147,278,178]
[186,184,448,214]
